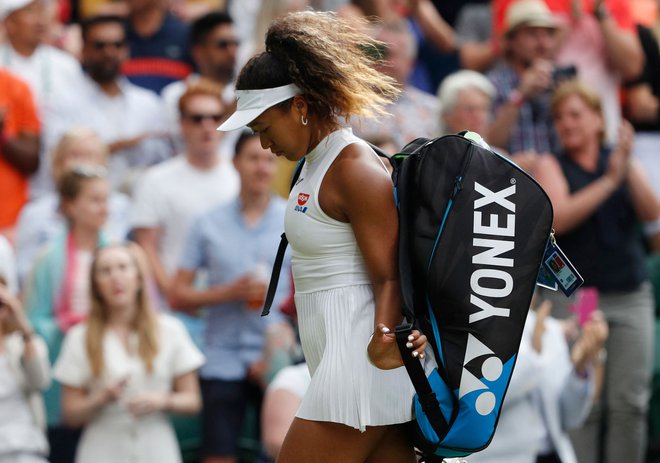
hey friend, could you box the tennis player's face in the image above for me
[248,105,307,162]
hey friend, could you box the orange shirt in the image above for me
[0,69,40,229]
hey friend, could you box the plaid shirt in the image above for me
[487,62,558,154]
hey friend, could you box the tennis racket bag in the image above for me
[391,132,553,461]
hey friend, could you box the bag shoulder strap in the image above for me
[261,159,305,316]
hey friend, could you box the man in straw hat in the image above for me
[486,0,564,157]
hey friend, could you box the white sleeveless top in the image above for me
[285,128,378,294]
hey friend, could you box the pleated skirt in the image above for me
[295,284,414,432]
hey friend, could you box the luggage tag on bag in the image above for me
[536,233,583,297]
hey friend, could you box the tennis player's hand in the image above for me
[367,323,427,370]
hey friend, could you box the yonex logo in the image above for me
[458,181,516,415]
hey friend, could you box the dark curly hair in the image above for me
[236,10,399,124]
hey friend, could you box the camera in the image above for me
[552,65,577,84]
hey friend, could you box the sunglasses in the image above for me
[184,113,224,124]
[213,39,240,50]
[91,40,126,50]
[70,164,108,178]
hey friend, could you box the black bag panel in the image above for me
[424,144,553,391]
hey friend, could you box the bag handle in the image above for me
[261,159,305,317]
[395,324,451,443]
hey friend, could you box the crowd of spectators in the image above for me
[0,0,659,462]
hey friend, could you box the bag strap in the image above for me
[261,159,305,317]
[395,323,451,442]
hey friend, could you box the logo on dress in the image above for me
[295,193,310,213]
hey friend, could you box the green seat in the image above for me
[172,414,202,463]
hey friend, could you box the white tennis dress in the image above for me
[285,127,414,432]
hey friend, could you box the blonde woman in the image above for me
[53,242,204,463]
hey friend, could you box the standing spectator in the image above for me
[624,23,660,251]
[23,167,110,463]
[486,0,562,155]
[0,282,51,463]
[15,128,132,286]
[53,242,204,463]
[0,69,40,241]
[352,19,440,148]
[169,131,291,463]
[161,11,239,156]
[50,15,174,193]
[534,80,660,463]
[123,0,192,94]
[131,81,239,341]
[493,0,644,143]
[0,0,84,197]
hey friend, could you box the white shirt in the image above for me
[53,315,205,463]
[130,155,239,273]
[48,75,174,192]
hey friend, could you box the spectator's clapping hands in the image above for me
[126,391,170,417]
[605,121,634,187]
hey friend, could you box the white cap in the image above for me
[0,0,36,20]
[217,83,302,132]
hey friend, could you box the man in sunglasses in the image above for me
[161,11,240,158]
[48,15,174,194]
[131,81,239,346]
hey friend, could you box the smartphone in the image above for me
[569,287,599,326]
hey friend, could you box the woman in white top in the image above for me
[218,11,427,463]
[0,279,50,463]
[54,242,204,463]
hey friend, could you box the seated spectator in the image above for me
[169,130,291,463]
[438,69,541,174]
[0,276,51,463]
[438,69,496,137]
[48,14,174,194]
[534,80,660,463]
[23,166,110,462]
[261,362,310,462]
[53,242,204,463]
[469,299,608,463]
[16,128,131,286]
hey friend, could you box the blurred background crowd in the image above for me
[0,0,660,462]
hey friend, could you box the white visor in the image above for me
[217,83,302,131]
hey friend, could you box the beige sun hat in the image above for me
[504,0,560,36]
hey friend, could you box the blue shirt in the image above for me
[180,196,289,380]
